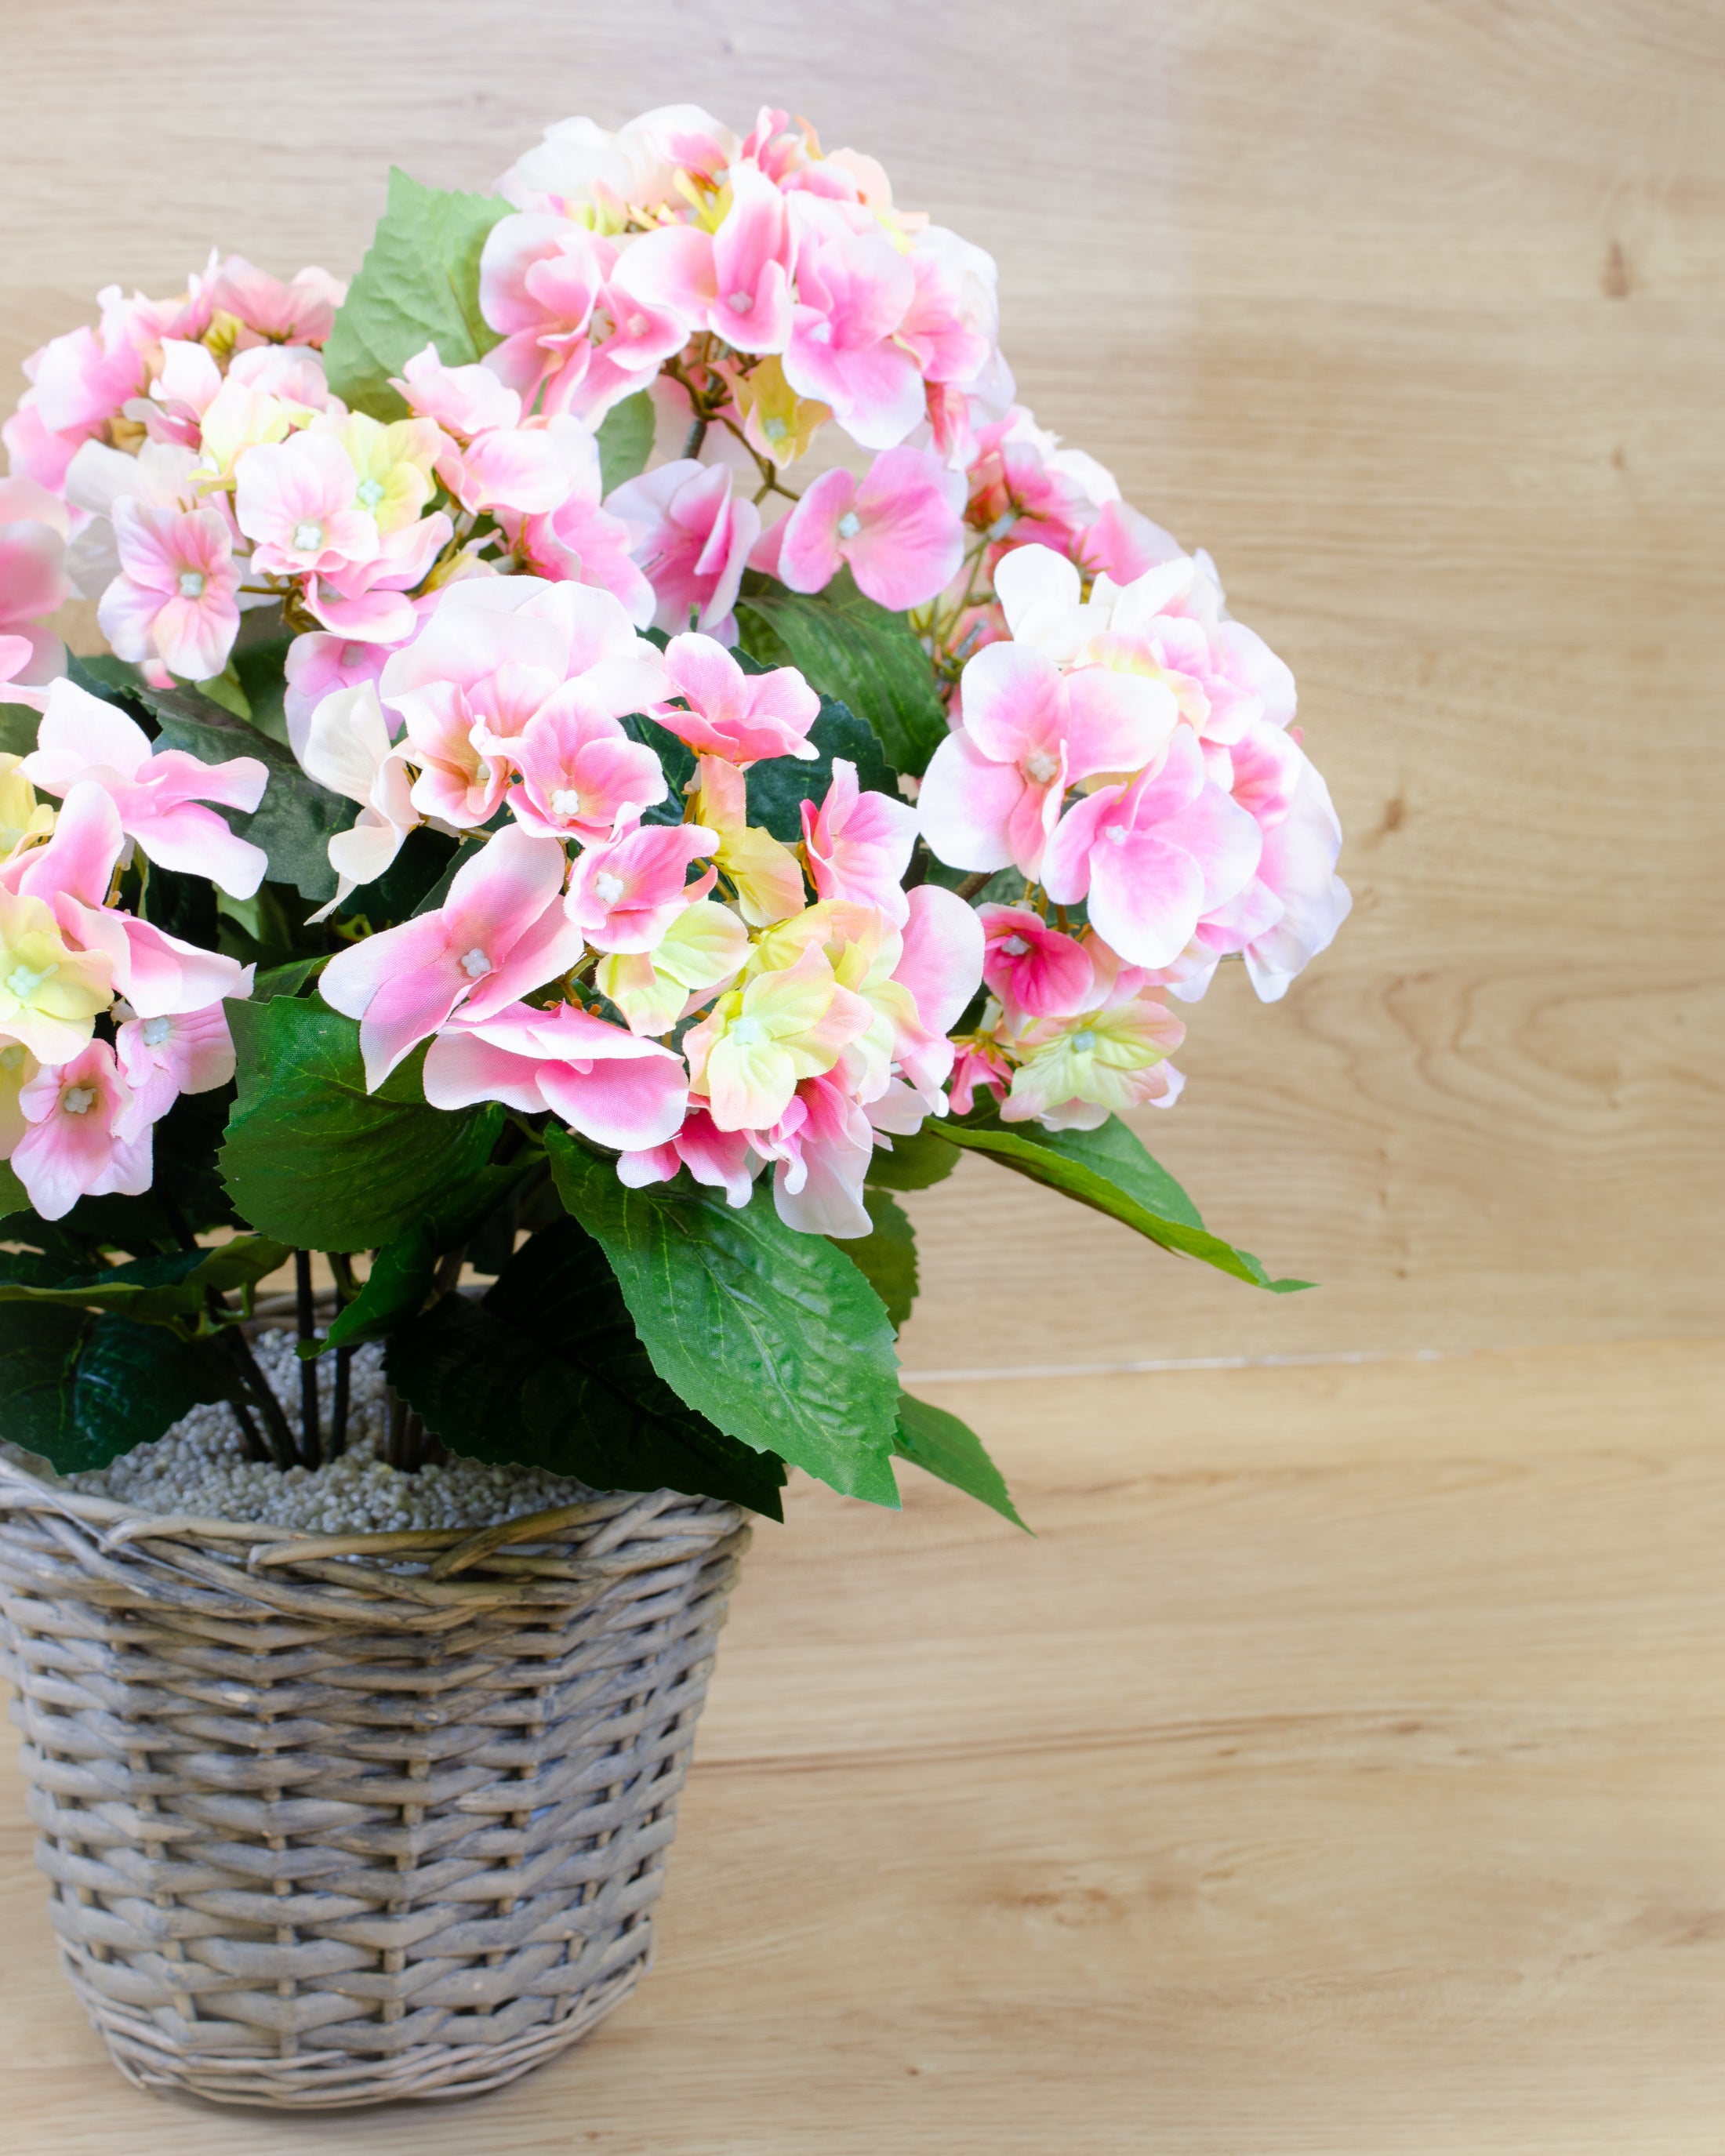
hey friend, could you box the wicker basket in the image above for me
[0,1452,748,2108]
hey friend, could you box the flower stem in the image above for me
[294,1250,321,1469]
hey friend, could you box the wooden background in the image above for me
[2,2,1723,2148]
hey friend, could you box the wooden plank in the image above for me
[3,1341,1724,2151]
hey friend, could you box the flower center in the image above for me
[1070,1029,1096,1054]
[1023,751,1059,786]
[292,520,324,553]
[177,569,205,600]
[729,1015,767,1047]
[808,319,833,345]
[550,787,583,818]
[1103,822,1128,845]
[762,415,788,441]
[986,511,1019,543]
[60,1085,96,1116]
[626,312,648,338]
[728,289,754,314]
[0,1044,24,1073]
[340,641,368,666]
[354,476,385,510]
[1000,935,1030,956]
[459,947,492,980]
[836,510,862,541]
[5,961,54,1000]
[593,871,626,907]
[141,1015,173,1047]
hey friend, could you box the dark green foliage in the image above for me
[839,1189,918,1332]
[864,1124,961,1192]
[894,1392,1027,1530]
[387,1218,787,1515]
[745,695,899,841]
[596,391,655,493]
[0,1306,237,1475]
[548,1131,902,1506]
[735,568,950,775]
[942,1112,1309,1291]
[220,998,503,1250]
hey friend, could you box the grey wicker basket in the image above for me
[0,1453,748,2108]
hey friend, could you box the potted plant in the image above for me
[0,100,1349,2108]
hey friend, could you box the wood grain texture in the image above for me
[5,1340,1725,2151]
[2,2,1722,2146]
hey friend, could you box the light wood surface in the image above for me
[2,1,1722,2147]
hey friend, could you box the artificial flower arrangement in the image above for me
[0,100,1349,1522]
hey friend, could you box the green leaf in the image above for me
[864,1123,961,1192]
[735,567,950,775]
[220,997,503,1250]
[548,1131,902,1505]
[0,1305,234,1474]
[0,1235,289,1327]
[388,1218,786,1515]
[1029,1115,1207,1232]
[252,954,329,1002]
[894,1392,1028,1531]
[0,1160,31,1220]
[0,705,38,756]
[942,1114,1310,1292]
[321,1161,528,1351]
[230,630,294,747]
[838,1189,918,1332]
[138,681,354,901]
[745,693,898,843]
[322,168,510,421]
[596,390,655,494]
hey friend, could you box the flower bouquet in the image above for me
[0,102,1349,2107]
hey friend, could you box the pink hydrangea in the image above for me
[605,459,761,637]
[96,500,241,682]
[653,633,819,765]
[12,1040,151,1221]
[764,446,964,611]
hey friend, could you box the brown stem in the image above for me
[955,869,995,901]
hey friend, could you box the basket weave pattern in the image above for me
[0,1455,747,2108]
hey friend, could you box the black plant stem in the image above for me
[223,1326,298,1472]
[229,1395,271,1468]
[327,1252,354,1461]
[383,1387,426,1474]
[293,1250,321,1470]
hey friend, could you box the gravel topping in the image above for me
[18,1330,601,1535]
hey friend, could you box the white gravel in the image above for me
[25,1329,601,1534]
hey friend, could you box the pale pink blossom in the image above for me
[4,781,252,1019]
[227,342,334,410]
[296,684,419,920]
[948,1034,1011,1118]
[233,431,379,578]
[392,343,523,438]
[12,1039,150,1220]
[898,227,999,388]
[801,757,918,922]
[752,1069,876,1237]
[1040,728,1262,971]
[1083,554,1298,743]
[767,446,964,611]
[1234,746,1351,1003]
[498,104,738,220]
[3,393,96,495]
[1000,993,1186,1129]
[0,477,73,684]
[285,629,407,753]
[510,697,666,844]
[783,227,922,450]
[606,459,761,637]
[24,681,269,898]
[978,903,1094,1019]
[321,823,585,1090]
[564,819,717,954]
[62,438,199,599]
[479,216,684,422]
[303,513,452,644]
[966,406,1120,563]
[655,632,819,766]
[918,641,1179,880]
[114,1000,235,1123]
[503,415,656,625]
[594,898,750,1036]
[206,256,344,347]
[423,998,688,1152]
[97,500,241,681]
[28,321,147,441]
[614,162,794,354]
[445,426,568,518]
[618,1105,755,1207]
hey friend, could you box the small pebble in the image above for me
[16,1330,601,1534]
